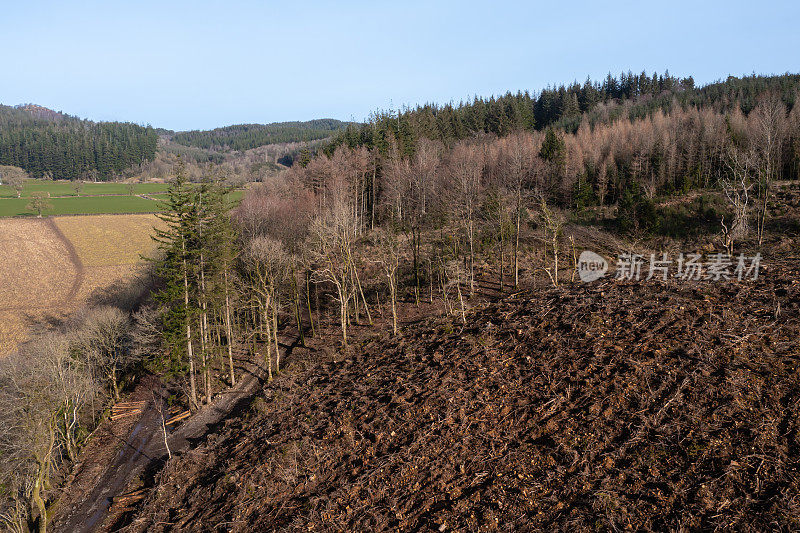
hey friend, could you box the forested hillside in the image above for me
[331,72,800,160]
[170,119,350,152]
[314,72,800,238]
[0,105,157,180]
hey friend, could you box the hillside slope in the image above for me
[0,104,157,180]
[123,274,800,532]
[169,119,351,152]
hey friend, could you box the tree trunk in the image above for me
[305,270,316,338]
[336,282,348,346]
[110,367,120,402]
[371,165,376,230]
[182,241,198,410]
[412,227,420,306]
[390,274,398,335]
[263,305,273,380]
[553,239,559,286]
[514,189,521,288]
[348,250,372,325]
[272,297,281,372]
[457,279,466,324]
[290,265,304,346]
[468,219,475,296]
[499,222,505,293]
[33,462,48,533]
[199,253,211,404]
[224,270,235,387]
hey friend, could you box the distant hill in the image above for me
[15,103,64,121]
[169,118,352,152]
[0,104,157,180]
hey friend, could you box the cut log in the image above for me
[111,409,142,421]
[165,411,191,426]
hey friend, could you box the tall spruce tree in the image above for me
[153,166,200,409]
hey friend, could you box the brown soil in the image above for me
[51,347,280,533]
[114,264,800,532]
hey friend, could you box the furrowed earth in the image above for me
[122,266,800,532]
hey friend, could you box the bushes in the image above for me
[614,186,726,238]
[653,195,724,238]
[616,181,656,233]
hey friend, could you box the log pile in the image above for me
[110,401,146,421]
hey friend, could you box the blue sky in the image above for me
[1,0,798,131]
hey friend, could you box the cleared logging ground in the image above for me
[126,271,800,532]
[0,214,162,357]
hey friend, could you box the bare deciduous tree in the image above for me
[499,132,537,288]
[721,147,757,254]
[245,236,288,377]
[0,165,27,198]
[750,92,787,246]
[309,196,357,346]
[75,306,133,402]
[372,228,402,335]
[448,142,484,296]
[0,333,95,533]
[27,192,51,218]
[537,195,564,287]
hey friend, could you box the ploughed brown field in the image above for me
[0,214,161,357]
[123,264,800,532]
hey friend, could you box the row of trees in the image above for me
[295,92,800,232]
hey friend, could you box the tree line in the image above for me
[170,119,350,152]
[0,305,150,532]
[0,105,157,181]
[327,72,799,159]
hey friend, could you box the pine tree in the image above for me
[540,128,566,166]
[152,166,200,409]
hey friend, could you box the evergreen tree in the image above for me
[152,166,200,409]
[540,128,566,166]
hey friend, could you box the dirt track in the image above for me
[51,334,306,533]
[45,217,85,304]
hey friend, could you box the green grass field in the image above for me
[0,180,245,217]
[0,179,169,198]
[0,195,167,217]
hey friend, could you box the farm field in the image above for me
[0,214,163,357]
[0,179,244,217]
[0,178,169,198]
[145,189,244,203]
[0,194,165,217]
